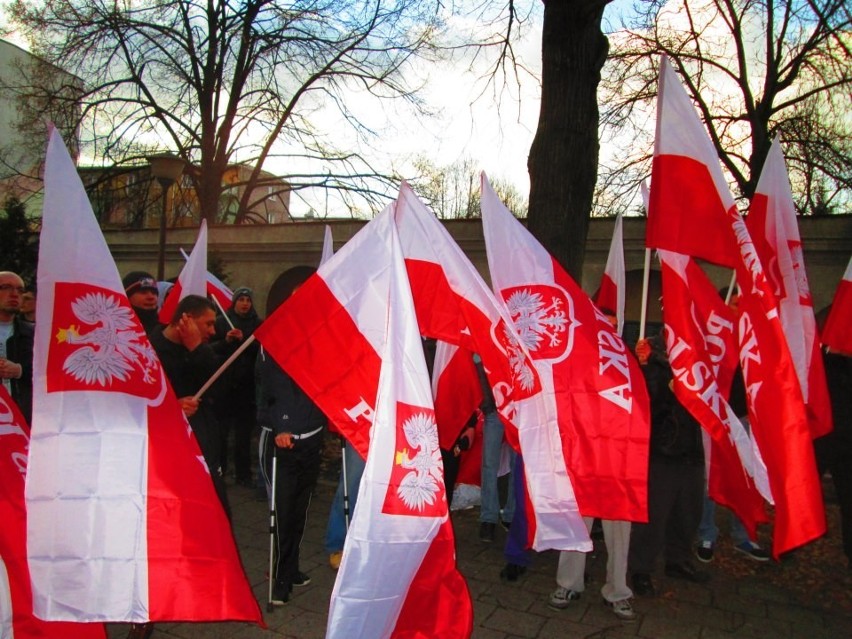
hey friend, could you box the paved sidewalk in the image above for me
[106,474,852,639]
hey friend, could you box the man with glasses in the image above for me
[0,271,34,423]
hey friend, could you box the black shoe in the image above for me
[292,571,311,587]
[500,563,526,582]
[695,541,714,563]
[271,584,289,606]
[500,519,511,532]
[631,572,655,597]
[479,522,496,542]
[665,562,710,583]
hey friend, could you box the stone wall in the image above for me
[105,214,852,320]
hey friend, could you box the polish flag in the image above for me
[727,207,825,556]
[481,174,651,546]
[179,248,236,313]
[253,207,394,458]
[658,250,770,538]
[595,211,625,334]
[431,341,483,450]
[158,221,210,323]
[326,219,472,639]
[0,386,107,639]
[748,137,832,438]
[27,128,262,624]
[646,56,739,268]
[394,181,540,450]
[822,256,852,355]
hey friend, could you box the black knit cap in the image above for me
[123,271,158,295]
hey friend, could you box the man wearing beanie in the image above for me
[213,286,262,486]
[122,271,162,335]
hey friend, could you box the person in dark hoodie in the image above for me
[122,271,162,335]
[257,275,327,605]
[213,286,262,486]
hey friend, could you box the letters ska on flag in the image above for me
[481,172,650,539]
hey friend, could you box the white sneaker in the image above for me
[548,586,581,610]
[605,598,636,620]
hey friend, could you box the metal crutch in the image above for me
[266,450,277,612]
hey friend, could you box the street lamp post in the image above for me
[148,153,185,281]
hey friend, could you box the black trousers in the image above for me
[268,434,322,589]
[629,460,704,574]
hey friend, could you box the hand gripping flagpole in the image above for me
[192,334,256,401]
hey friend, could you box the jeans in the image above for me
[697,492,750,547]
[324,441,366,553]
[480,410,515,524]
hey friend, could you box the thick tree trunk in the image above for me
[527,0,610,281]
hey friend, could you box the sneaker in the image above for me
[499,563,527,582]
[479,522,496,542]
[126,623,154,639]
[500,519,511,532]
[695,540,714,563]
[605,598,636,620]
[734,541,770,562]
[329,551,342,570]
[292,571,311,587]
[665,562,710,583]
[631,572,656,597]
[270,584,289,606]
[547,586,581,610]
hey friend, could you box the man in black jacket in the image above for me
[0,271,33,424]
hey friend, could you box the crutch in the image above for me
[266,450,277,612]
[341,438,351,530]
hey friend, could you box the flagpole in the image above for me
[724,271,737,305]
[211,292,236,330]
[193,334,256,401]
[638,248,652,340]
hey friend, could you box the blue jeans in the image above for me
[479,410,515,524]
[697,492,750,547]
[324,441,366,553]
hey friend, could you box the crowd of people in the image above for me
[1,266,850,633]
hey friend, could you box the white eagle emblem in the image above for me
[503,285,578,364]
[56,292,160,387]
[394,411,443,511]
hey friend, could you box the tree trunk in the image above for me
[527,0,610,281]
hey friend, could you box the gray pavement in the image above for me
[107,471,852,639]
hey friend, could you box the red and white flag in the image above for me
[27,128,262,624]
[326,219,472,639]
[646,56,739,268]
[481,174,651,547]
[748,137,832,438]
[0,386,107,639]
[595,211,625,334]
[727,207,825,556]
[822,256,852,355]
[658,250,770,537]
[158,221,211,323]
[394,181,540,448]
[431,341,483,450]
[253,207,395,457]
